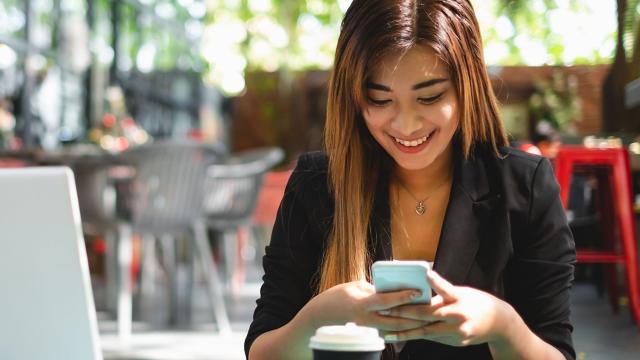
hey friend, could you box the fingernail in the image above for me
[378,310,390,316]
[384,334,398,342]
[411,291,422,299]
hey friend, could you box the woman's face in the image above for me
[362,45,459,172]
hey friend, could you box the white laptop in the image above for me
[0,167,102,360]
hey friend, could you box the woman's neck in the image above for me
[393,143,454,194]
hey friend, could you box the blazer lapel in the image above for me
[433,145,498,285]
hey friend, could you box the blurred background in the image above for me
[1,0,640,359]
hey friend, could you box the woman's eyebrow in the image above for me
[366,78,449,92]
[412,78,448,90]
[365,82,391,92]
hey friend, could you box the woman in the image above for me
[245,0,576,359]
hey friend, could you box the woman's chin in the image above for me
[390,155,436,172]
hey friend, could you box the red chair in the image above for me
[554,145,640,325]
[252,170,293,226]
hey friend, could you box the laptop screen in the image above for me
[0,167,102,360]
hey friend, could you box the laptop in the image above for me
[0,167,102,360]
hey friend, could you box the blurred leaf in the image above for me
[492,0,617,65]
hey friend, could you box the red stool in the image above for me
[554,145,640,324]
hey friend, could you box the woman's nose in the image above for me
[391,106,423,135]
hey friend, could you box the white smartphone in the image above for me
[371,260,432,304]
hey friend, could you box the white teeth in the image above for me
[394,133,430,147]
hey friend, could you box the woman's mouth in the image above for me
[391,130,436,154]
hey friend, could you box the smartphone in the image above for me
[371,260,432,304]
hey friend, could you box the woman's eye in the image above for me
[367,98,392,107]
[418,93,444,104]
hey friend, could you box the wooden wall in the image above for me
[491,65,610,136]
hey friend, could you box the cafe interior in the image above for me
[1,0,640,359]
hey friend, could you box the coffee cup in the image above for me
[309,322,385,360]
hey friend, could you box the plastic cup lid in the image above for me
[309,323,385,352]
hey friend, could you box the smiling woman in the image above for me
[362,46,459,173]
[245,1,576,360]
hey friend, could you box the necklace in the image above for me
[395,175,451,215]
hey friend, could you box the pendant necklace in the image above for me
[395,175,451,215]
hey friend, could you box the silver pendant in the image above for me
[415,201,426,215]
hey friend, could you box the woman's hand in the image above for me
[380,271,517,347]
[250,281,433,360]
[303,280,428,333]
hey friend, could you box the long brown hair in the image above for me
[320,0,508,293]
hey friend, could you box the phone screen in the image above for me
[372,261,432,304]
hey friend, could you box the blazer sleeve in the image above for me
[244,154,328,358]
[505,158,577,360]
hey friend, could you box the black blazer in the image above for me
[245,143,576,360]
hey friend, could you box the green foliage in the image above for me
[625,0,640,70]
[86,0,205,72]
[3,0,619,92]
[491,0,613,65]
[0,1,23,38]
[528,70,581,134]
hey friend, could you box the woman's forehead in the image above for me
[368,45,449,84]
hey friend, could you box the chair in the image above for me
[252,169,293,227]
[71,163,130,321]
[121,140,231,335]
[251,169,293,262]
[201,147,284,294]
[554,145,640,325]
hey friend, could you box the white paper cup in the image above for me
[310,323,385,360]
